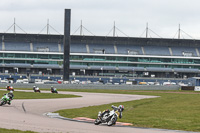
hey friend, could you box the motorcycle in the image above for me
[94,109,119,126]
[33,86,41,93]
[0,94,10,106]
[6,85,14,91]
[51,88,58,93]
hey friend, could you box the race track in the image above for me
[0,90,194,133]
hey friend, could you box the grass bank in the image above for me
[0,90,80,99]
[0,128,36,133]
[55,90,200,132]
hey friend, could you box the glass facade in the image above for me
[0,53,63,60]
[71,55,200,69]
[0,53,200,69]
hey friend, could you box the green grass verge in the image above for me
[55,90,200,132]
[0,128,36,133]
[0,90,80,99]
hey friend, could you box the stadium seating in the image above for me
[70,44,87,53]
[33,42,59,52]
[2,41,199,58]
[171,46,197,56]
[144,46,170,56]
[116,44,143,55]
[5,42,30,51]
[88,44,115,54]
[60,43,88,53]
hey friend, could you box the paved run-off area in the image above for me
[0,90,196,133]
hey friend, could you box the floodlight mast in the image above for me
[63,9,71,82]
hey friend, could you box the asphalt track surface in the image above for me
[0,90,197,133]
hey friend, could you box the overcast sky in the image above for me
[1,0,200,39]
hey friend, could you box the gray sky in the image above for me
[1,0,200,39]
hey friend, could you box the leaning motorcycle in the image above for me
[34,87,41,93]
[94,109,119,126]
[51,88,58,93]
[0,95,10,106]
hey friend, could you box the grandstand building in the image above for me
[0,33,199,78]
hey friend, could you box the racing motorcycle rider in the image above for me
[33,86,36,91]
[51,86,54,92]
[100,105,124,119]
[3,90,14,105]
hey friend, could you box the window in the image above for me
[38,54,48,59]
[127,57,137,62]
[49,55,62,59]
[15,54,25,58]
[15,60,25,63]
[106,56,115,61]
[26,54,37,59]
[4,53,14,58]
[116,57,127,61]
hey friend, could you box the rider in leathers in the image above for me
[100,105,124,119]
[3,91,14,105]
[51,86,55,92]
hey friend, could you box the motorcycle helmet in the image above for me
[10,90,13,94]
[118,105,124,112]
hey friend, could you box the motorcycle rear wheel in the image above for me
[107,115,117,126]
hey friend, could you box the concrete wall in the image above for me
[0,83,180,91]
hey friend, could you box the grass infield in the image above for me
[0,90,80,99]
[55,89,200,132]
[0,128,36,133]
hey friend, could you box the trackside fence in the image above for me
[0,83,180,90]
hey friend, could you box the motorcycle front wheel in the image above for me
[0,100,5,106]
[94,117,101,125]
